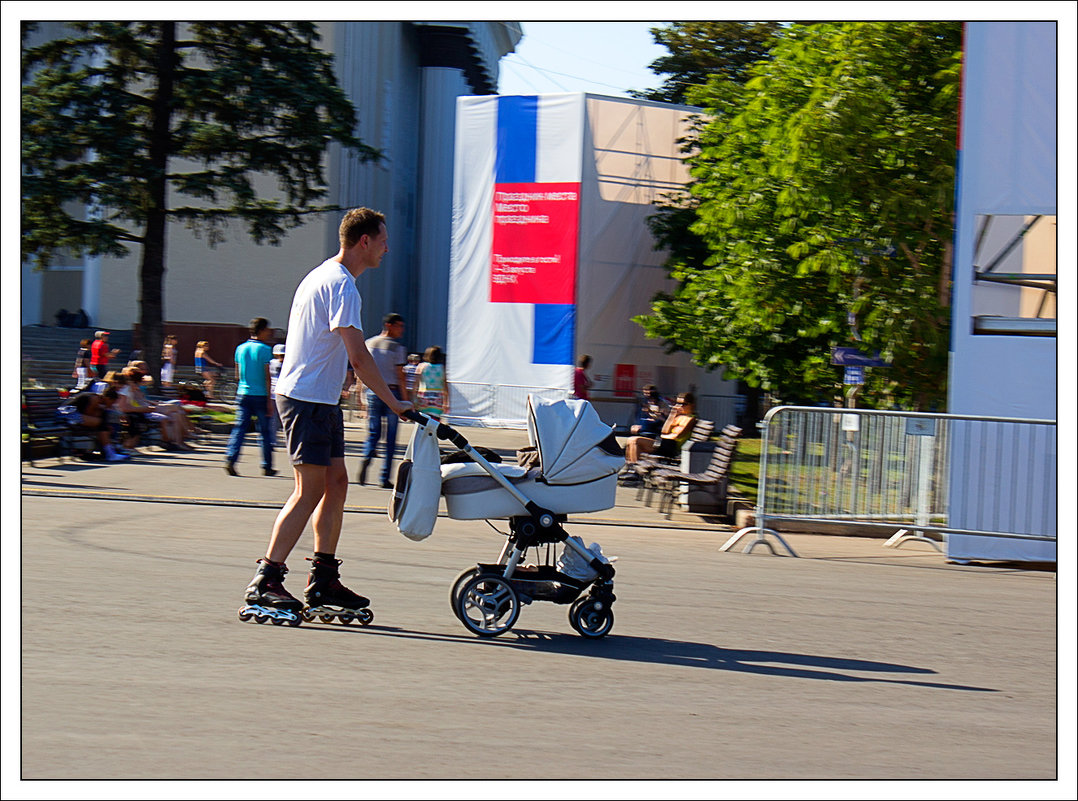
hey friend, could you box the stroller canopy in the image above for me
[528,396,624,485]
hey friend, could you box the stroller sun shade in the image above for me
[527,396,624,485]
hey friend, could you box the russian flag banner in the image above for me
[448,94,585,424]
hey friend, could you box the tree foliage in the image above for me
[21,21,377,384]
[632,22,783,105]
[636,22,962,409]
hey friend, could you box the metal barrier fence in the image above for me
[722,406,1057,558]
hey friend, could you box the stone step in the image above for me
[21,326,135,364]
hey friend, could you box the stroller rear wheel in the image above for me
[456,574,520,637]
[569,596,614,639]
[449,566,480,621]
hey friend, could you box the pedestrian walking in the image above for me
[356,312,407,488]
[224,317,277,477]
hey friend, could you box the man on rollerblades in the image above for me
[239,208,412,626]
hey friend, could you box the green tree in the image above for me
[637,22,962,409]
[21,21,378,386]
[632,22,782,105]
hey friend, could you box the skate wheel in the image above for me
[301,609,314,622]
[271,616,285,626]
[238,609,253,622]
[287,615,302,627]
[338,612,355,625]
[357,608,374,626]
[254,613,268,624]
[320,614,335,623]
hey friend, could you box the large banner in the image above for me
[448,95,584,425]
[447,93,727,427]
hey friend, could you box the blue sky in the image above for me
[497,21,670,99]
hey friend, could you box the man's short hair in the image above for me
[383,313,404,327]
[339,207,386,249]
[250,317,269,337]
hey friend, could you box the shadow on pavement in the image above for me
[286,622,999,692]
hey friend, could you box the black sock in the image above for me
[313,551,336,562]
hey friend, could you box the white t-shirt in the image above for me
[275,258,364,405]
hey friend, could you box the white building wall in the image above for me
[946,21,1058,563]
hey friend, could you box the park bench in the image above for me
[21,388,95,465]
[628,418,715,502]
[650,424,743,519]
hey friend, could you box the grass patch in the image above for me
[198,408,237,424]
[730,437,763,502]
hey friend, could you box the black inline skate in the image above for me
[301,555,374,626]
[238,558,304,626]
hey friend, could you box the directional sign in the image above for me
[843,366,866,385]
[831,347,890,367]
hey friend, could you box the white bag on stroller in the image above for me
[388,416,442,541]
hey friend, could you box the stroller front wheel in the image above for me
[569,596,614,639]
[456,574,520,637]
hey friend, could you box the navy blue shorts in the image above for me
[276,395,345,466]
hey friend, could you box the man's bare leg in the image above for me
[266,463,327,563]
[305,457,370,618]
[311,457,349,555]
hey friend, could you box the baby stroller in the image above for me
[393,397,624,639]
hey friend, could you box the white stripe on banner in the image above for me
[536,93,585,183]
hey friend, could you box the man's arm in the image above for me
[337,326,411,417]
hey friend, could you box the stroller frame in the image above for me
[403,410,617,638]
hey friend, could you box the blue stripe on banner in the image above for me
[532,304,575,365]
[496,96,538,183]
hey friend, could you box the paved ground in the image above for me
[15,420,1066,786]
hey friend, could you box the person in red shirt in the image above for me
[573,354,593,400]
[90,330,120,378]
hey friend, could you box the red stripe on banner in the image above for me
[491,182,580,305]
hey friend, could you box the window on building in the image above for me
[971,214,1056,336]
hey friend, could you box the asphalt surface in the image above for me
[15,419,1064,785]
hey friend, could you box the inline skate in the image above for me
[301,555,374,625]
[238,558,304,626]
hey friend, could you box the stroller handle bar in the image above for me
[402,409,472,451]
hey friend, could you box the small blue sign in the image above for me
[831,347,890,367]
[843,366,865,385]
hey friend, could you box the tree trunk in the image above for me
[139,22,176,393]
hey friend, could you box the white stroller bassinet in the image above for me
[440,396,624,520]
